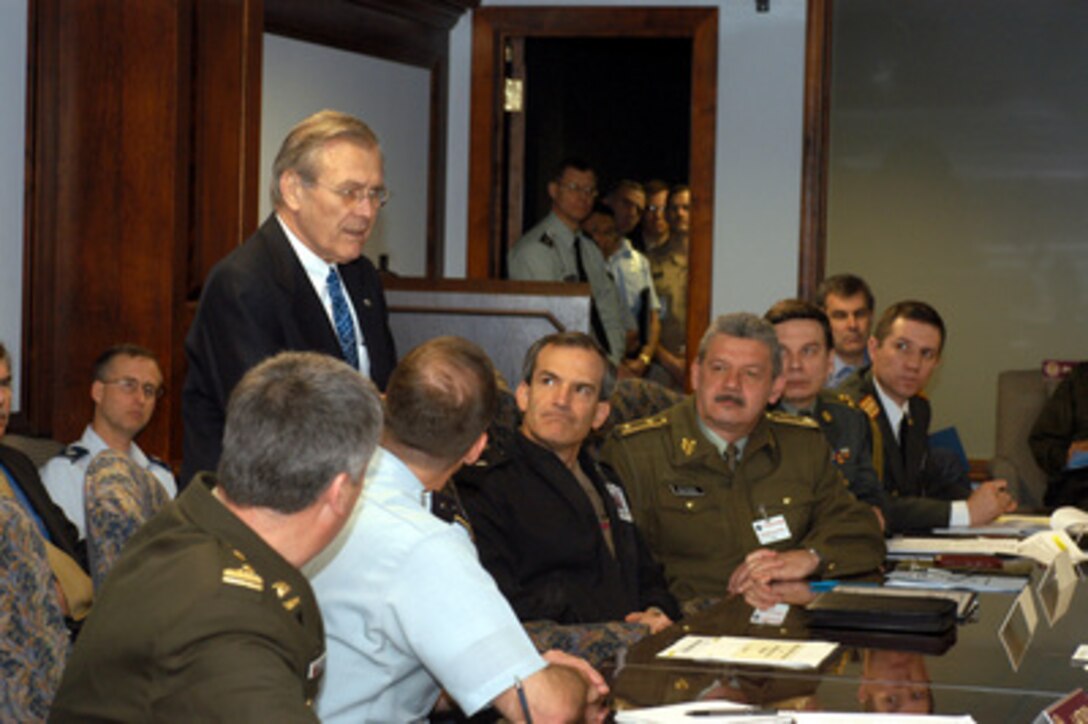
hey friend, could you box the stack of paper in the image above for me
[656,635,838,670]
[884,568,1027,594]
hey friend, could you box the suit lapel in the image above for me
[862,372,907,488]
[259,216,342,357]
[903,397,928,493]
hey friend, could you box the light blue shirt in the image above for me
[605,237,661,331]
[826,350,869,389]
[39,424,177,539]
[508,212,627,362]
[306,447,545,722]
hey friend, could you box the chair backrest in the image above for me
[0,496,69,721]
[0,434,64,470]
[84,450,170,590]
[992,369,1063,508]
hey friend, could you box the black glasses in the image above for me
[102,377,165,400]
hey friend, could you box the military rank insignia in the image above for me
[821,409,833,424]
[858,394,881,421]
[222,562,264,592]
[833,447,852,465]
[681,437,697,456]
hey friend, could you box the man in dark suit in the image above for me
[839,301,1015,533]
[182,110,397,486]
[454,332,679,632]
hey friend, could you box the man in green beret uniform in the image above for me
[764,299,886,521]
[600,313,884,607]
[50,352,383,722]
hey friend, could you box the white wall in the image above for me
[0,0,27,412]
[444,0,809,318]
[261,34,431,276]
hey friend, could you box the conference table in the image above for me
[609,564,1088,722]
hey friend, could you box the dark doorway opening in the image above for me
[520,37,693,228]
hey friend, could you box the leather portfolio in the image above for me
[803,591,957,634]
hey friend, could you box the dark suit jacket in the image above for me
[0,443,86,571]
[453,431,680,625]
[840,368,970,533]
[181,215,396,486]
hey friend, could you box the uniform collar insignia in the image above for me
[222,562,264,592]
[681,437,697,456]
[821,409,833,423]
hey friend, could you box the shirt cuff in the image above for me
[949,500,970,527]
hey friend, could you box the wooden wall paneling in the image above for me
[798,0,833,299]
[25,0,192,461]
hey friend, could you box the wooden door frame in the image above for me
[466,7,718,383]
[798,0,833,300]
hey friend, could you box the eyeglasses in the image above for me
[102,377,165,400]
[309,180,390,209]
[557,181,598,198]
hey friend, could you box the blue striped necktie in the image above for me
[326,266,359,370]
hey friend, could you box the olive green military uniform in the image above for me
[774,389,887,510]
[50,474,325,722]
[599,398,884,602]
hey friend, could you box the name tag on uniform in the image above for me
[753,515,791,545]
[605,482,634,523]
[750,602,790,625]
[669,483,705,498]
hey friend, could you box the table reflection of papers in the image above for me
[656,636,838,670]
[615,700,976,723]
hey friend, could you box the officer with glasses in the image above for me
[41,343,176,540]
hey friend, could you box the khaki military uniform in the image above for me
[600,398,884,602]
[50,474,324,722]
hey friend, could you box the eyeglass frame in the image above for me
[556,181,598,198]
[101,377,165,401]
[305,178,390,209]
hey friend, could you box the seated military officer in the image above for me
[40,343,176,540]
[50,351,383,721]
[764,299,887,522]
[838,300,1016,533]
[454,331,680,633]
[600,313,884,607]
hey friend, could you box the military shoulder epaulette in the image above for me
[857,394,881,421]
[615,416,668,437]
[835,393,857,409]
[221,548,264,592]
[60,445,89,463]
[765,410,820,429]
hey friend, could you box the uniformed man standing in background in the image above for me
[600,313,884,609]
[50,351,383,722]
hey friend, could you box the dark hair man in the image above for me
[583,202,662,378]
[602,314,883,609]
[308,337,606,723]
[51,351,383,721]
[839,300,1016,532]
[41,344,175,540]
[645,184,691,390]
[605,179,646,242]
[764,299,886,522]
[816,273,875,388]
[508,158,627,364]
[182,109,398,487]
[454,332,679,636]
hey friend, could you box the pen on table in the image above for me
[685,709,793,721]
[808,579,879,592]
[514,676,533,724]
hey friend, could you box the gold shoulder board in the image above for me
[858,395,881,420]
[222,562,264,592]
[616,415,668,437]
[765,410,819,429]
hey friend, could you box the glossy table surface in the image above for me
[610,568,1088,722]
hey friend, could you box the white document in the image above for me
[615,701,976,723]
[656,635,838,670]
[887,530,1087,566]
[884,568,1027,594]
